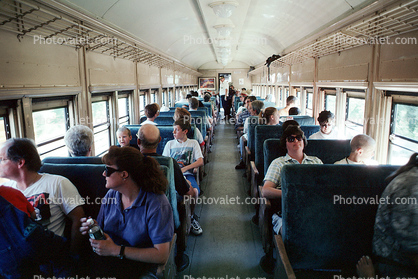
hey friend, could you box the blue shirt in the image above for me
[98,188,173,248]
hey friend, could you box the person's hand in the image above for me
[89,233,119,257]
[80,217,93,235]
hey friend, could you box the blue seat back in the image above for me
[158,111,175,117]
[39,163,107,219]
[174,101,189,108]
[263,139,352,175]
[155,160,180,229]
[202,102,212,118]
[139,117,174,126]
[255,125,284,182]
[234,96,240,112]
[42,156,103,164]
[246,116,261,156]
[281,164,399,271]
[280,115,315,126]
[190,110,209,133]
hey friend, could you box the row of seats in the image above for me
[230,104,401,277]
[39,102,218,278]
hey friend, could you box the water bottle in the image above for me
[87,218,105,240]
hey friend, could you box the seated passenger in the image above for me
[262,126,323,234]
[163,119,204,196]
[235,100,264,169]
[288,107,301,116]
[309,110,342,139]
[0,138,84,243]
[160,104,170,112]
[64,125,94,156]
[0,138,85,273]
[235,96,256,129]
[259,107,280,125]
[204,93,217,119]
[0,185,36,219]
[141,103,160,125]
[117,126,137,149]
[278,96,298,117]
[0,196,71,278]
[174,107,206,152]
[189,97,213,127]
[357,153,418,277]
[80,146,174,278]
[334,134,377,165]
[137,124,202,238]
[235,94,249,118]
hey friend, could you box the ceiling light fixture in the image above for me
[209,1,239,18]
[213,24,235,37]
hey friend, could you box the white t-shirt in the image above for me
[162,138,203,175]
[140,119,157,125]
[334,157,378,165]
[6,173,84,236]
[220,80,229,96]
[194,128,205,146]
[309,128,341,139]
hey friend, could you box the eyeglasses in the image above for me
[105,166,121,177]
[286,135,303,142]
[0,157,10,163]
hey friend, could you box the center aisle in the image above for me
[178,121,273,278]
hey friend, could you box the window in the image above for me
[33,107,69,158]
[176,88,180,102]
[162,89,167,105]
[92,100,110,156]
[0,116,9,146]
[345,97,365,137]
[306,92,313,116]
[151,90,156,103]
[139,90,147,116]
[118,96,130,126]
[388,103,418,165]
[168,89,173,107]
[325,94,336,114]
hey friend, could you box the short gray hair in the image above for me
[64,125,93,156]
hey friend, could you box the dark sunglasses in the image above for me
[286,135,303,142]
[105,166,121,177]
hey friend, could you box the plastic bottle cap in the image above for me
[87,218,94,226]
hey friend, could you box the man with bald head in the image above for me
[334,134,377,165]
[137,124,202,270]
[137,124,197,198]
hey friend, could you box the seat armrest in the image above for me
[156,233,177,279]
[274,234,296,279]
[250,161,259,198]
[258,186,273,254]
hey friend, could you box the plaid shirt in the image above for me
[264,153,323,188]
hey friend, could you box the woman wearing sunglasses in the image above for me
[80,146,173,279]
[262,125,323,234]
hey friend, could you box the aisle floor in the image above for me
[177,121,273,278]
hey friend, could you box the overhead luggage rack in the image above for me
[0,0,201,76]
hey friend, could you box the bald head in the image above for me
[137,124,161,152]
[350,134,376,161]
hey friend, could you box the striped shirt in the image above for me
[264,153,323,188]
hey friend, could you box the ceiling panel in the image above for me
[54,0,377,69]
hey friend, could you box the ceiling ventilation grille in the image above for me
[0,0,201,76]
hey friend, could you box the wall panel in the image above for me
[0,30,79,87]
